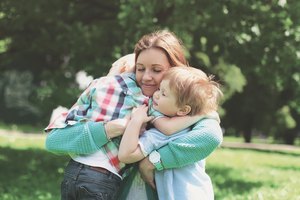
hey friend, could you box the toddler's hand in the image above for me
[131,105,154,123]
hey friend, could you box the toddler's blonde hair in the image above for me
[163,67,223,115]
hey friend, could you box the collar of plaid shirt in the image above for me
[45,73,149,173]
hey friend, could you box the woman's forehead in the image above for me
[136,48,170,67]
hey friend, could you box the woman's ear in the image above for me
[177,105,191,116]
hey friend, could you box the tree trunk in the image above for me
[284,129,296,145]
[243,131,252,143]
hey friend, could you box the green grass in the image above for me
[207,148,300,200]
[0,134,69,200]
[0,133,300,200]
[224,135,300,146]
[0,132,46,150]
[0,121,44,134]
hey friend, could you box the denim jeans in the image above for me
[61,159,121,200]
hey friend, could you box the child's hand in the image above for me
[131,105,154,124]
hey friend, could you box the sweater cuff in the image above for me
[157,147,177,169]
[87,121,109,148]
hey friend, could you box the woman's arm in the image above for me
[140,114,222,171]
[158,117,223,169]
[139,115,222,187]
[45,118,128,155]
[153,115,204,135]
[45,121,106,155]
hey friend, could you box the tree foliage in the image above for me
[0,0,299,144]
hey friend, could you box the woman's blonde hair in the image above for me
[163,67,223,115]
[134,30,188,67]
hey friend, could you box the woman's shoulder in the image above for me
[192,113,223,140]
[193,117,222,134]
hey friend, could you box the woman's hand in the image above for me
[104,116,130,139]
[139,157,156,189]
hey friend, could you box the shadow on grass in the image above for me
[266,164,300,171]
[0,147,69,200]
[207,165,263,199]
[222,146,300,157]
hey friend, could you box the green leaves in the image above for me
[0,0,299,143]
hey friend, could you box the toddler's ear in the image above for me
[177,105,192,116]
[119,65,127,73]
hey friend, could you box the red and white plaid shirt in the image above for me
[45,73,149,172]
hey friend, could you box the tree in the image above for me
[0,0,299,144]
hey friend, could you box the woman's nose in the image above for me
[142,70,152,81]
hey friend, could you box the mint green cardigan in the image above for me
[45,116,222,169]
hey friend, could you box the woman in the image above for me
[45,30,222,199]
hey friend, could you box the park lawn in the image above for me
[0,133,68,200]
[207,148,300,200]
[0,133,300,200]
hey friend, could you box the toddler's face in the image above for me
[152,79,180,117]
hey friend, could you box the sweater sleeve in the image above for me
[157,118,223,169]
[45,121,109,155]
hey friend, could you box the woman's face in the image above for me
[135,48,171,97]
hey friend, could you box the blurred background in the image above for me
[1,1,300,199]
[0,0,300,144]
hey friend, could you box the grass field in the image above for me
[0,133,300,200]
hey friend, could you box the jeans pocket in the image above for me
[78,179,121,200]
[78,180,121,200]
[78,185,107,200]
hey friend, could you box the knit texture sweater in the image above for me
[46,113,223,169]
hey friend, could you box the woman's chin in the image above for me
[143,92,154,97]
[141,88,156,97]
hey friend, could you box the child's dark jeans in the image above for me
[61,159,121,200]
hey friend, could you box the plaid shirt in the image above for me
[45,73,149,172]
